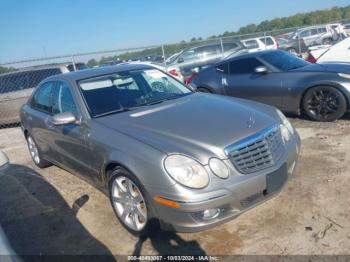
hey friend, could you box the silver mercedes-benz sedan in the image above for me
[20,64,300,236]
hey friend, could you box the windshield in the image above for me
[78,69,192,117]
[260,51,310,71]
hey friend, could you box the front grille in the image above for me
[225,125,284,174]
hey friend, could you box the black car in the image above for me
[191,50,350,122]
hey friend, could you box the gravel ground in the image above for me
[0,116,349,256]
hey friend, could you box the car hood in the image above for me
[296,63,350,74]
[94,93,279,164]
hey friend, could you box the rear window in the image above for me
[259,37,274,46]
[242,40,259,49]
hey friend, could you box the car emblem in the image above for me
[247,116,256,129]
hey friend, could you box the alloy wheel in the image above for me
[306,89,341,121]
[27,136,40,164]
[111,176,147,231]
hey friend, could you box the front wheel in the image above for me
[302,86,347,122]
[26,134,51,168]
[109,167,159,237]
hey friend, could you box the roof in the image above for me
[222,49,279,62]
[45,63,153,82]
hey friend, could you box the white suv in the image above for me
[241,36,278,53]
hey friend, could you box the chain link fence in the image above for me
[1,20,350,128]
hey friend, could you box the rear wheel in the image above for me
[26,134,51,168]
[109,167,159,237]
[302,86,347,122]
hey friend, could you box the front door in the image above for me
[223,57,283,108]
[48,81,93,179]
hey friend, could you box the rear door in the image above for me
[25,81,55,156]
[48,81,93,179]
[223,57,283,108]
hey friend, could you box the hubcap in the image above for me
[111,176,147,231]
[27,136,40,164]
[306,89,340,120]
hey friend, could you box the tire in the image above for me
[302,86,347,122]
[108,166,159,237]
[197,87,212,93]
[26,134,51,168]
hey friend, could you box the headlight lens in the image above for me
[164,155,209,189]
[209,158,229,179]
[338,73,350,80]
[277,110,294,144]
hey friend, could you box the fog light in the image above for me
[202,208,220,220]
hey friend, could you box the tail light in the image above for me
[306,52,317,63]
[168,69,179,76]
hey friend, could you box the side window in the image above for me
[216,63,229,74]
[31,82,54,113]
[259,37,274,46]
[178,49,198,62]
[299,30,310,37]
[311,28,319,35]
[229,58,264,75]
[52,81,78,115]
[197,45,222,57]
[318,27,327,33]
[223,42,238,52]
[243,40,259,49]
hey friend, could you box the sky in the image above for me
[1,0,350,63]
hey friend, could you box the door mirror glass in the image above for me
[255,66,268,74]
[51,112,77,126]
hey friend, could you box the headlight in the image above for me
[164,155,209,189]
[338,73,350,80]
[209,158,229,179]
[277,110,294,144]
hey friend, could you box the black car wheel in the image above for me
[303,86,347,122]
[26,134,51,168]
[108,166,159,237]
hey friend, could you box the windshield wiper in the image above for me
[94,108,133,118]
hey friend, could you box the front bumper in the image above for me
[150,133,300,233]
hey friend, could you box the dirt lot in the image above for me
[0,116,350,256]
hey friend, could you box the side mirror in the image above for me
[51,112,78,126]
[255,66,268,74]
[177,57,184,63]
